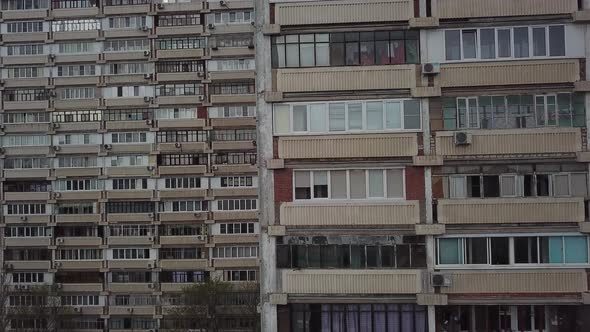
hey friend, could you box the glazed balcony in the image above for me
[433,0,577,19]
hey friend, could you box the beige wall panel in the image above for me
[438,197,585,224]
[159,212,207,222]
[210,117,256,128]
[55,214,101,223]
[279,133,418,159]
[158,119,205,129]
[2,55,46,65]
[211,188,258,197]
[53,76,99,86]
[435,0,577,18]
[103,4,150,14]
[213,211,258,220]
[160,236,206,245]
[108,237,153,246]
[280,201,420,226]
[436,128,582,156]
[441,270,587,293]
[4,169,50,179]
[3,100,48,110]
[2,9,47,20]
[54,99,100,109]
[158,165,207,175]
[109,283,152,293]
[3,123,50,133]
[210,94,256,104]
[210,47,254,58]
[57,261,103,270]
[282,269,422,294]
[5,261,51,270]
[275,0,413,25]
[439,60,579,87]
[159,189,207,199]
[213,164,258,174]
[157,49,204,59]
[213,258,258,268]
[277,65,416,92]
[107,213,153,223]
[3,78,48,88]
[159,259,208,270]
[4,192,49,200]
[4,238,51,247]
[52,7,99,18]
[55,168,101,177]
[61,283,103,292]
[58,237,102,246]
[212,234,259,244]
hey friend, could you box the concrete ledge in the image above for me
[574,81,590,92]
[413,155,443,166]
[411,86,441,98]
[269,293,288,305]
[265,91,283,102]
[574,10,590,22]
[263,24,281,35]
[579,222,590,234]
[417,293,448,306]
[267,225,286,237]
[266,158,284,169]
[583,292,590,304]
[415,224,446,235]
[577,151,590,162]
[409,17,439,28]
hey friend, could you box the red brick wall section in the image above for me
[405,167,425,200]
[432,175,445,199]
[274,168,293,203]
[197,106,207,119]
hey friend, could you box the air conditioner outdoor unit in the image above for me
[146,119,154,125]
[422,62,440,75]
[143,96,152,103]
[140,26,149,32]
[219,0,226,5]
[175,142,182,148]
[53,146,61,151]
[104,144,112,150]
[453,132,472,145]
[211,165,218,171]
[74,307,82,313]
[53,192,62,198]
[148,213,155,218]
[127,308,134,313]
[431,273,452,287]
[20,216,28,221]
[208,23,215,30]
[198,95,205,101]
[52,123,60,128]
[157,3,164,9]
[144,73,153,80]
[144,50,151,57]
[57,238,64,243]
[49,54,56,60]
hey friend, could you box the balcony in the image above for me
[213,211,258,220]
[439,59,580,88]
[107,213,153,223]
[435,128,582,157]
[210,94,256,104]
[437,197,585,224]
[159,259,208,270]
[55,191,102,201]
[104,97,149,108]
[212,164,257,174]
[4,215,51,224]
[56,260,103,270]
[52,7,99,18]
[57,237,102,246]
[108,237,154,246]
[55,167,101,177]
[106,190,154,200]
[274,0,414,26]
[211,141,256,151]
[158,188,207,199]
[3,78,48,88]
[5,261,51,270]
[3,123,50,134]
[275,65,416,93]
[440,270,587,294]
[278,133,419,159]
[103,4,150,15]
[104,51,147,62]
[156,25,203,36]
[60,283,103,292]
[105,166,152,177]
[280,201,420,227]
[211,188,257,197]
[158,142,207,153]
[157,49,205,59]
[110,306,155,315]
[158,118,206,129]
[4,192,50,201]
[210,46,255,58]
[3,100,49,110]
[109,283,153,293]
[2,9,48,20]
[53,76,100,86]
[52,30,99,41]
[2,55,47,66]
[54,98,100,110]
[157,95,204,105]
[156,0,203,12]
[281,269,422,294]
[434,0,577,19]
[108,260,154,269]
[2,32,47,43]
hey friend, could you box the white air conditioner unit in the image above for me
[431,273,452,287]
[0,80,5,86]
[197,72,205,78]
[53,146,61,151]
[147,165,155,171]
[147,263,153,269]
[52,123,60,129]
[146,119,154,125]
[148,213,155,218]
[174,142,182,148]
[219,0,226,5]
[453,132,472,145]
[55,283,62,289]
[144,50,151,57]
[198,95,205,101]
[53,192,62,198]
[19,216,28,221]
[144,73,153,80]
[140,26,149,32]
[57,238,64,243]
[157,3,164,9]
[74,307,82,313]
[104,144,112,150]
[127,308,134,313]
[422,62,440,75]
[197,235,206,241]
[148,236,154,242]
[49,54,56,60]
[211,165,218,171]
[208,23,215,30]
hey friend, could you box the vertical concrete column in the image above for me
[255,0,278,331]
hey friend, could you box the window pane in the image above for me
[564,236,588,263]
[403,100,421,129]
[490,237,509,265]
[273,105,290,134]
[300,43,315,67]
[386,169,404,198]
[549,26,565,56]
[439,238,462,264]
[513,27,529,58]
[500,175,516,197]
[313,171,328,198]
[480,28,496,59]
[498,29,511,58]
[366,102,383,130]
[368,170,384,197]
[292,105,307,132]
[286,44,299,67]
[445,30,461,60]
[349,170,366,199]
[462,30,477,59]
[515,237,539,264]
[316,43,330,66]
[385,102,401,129]
[571,173,587,197]
[466,237,488,264]
[532,27,546,56]
[553,174,569,196]
[328,103,346,131]
[348,103,363,130]
[330,170,347,199]
[294,172,311,199]
[309,104,326,132]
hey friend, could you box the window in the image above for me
[207,11,254,25]
[57,155,97,168]
[164,177,201,189]
[6,44,44,56]
[61,295,99,306]
[158,154,207,166]
[56,203,96,215]
[216,199,257,211]
[112,271,152,283]
[56,133,98,145]
[104,109,152,121]
[12,272,44,284]
[156,60,204,73]
[156,83,203,96]
[105,0,150,5]
[212,246,258,258]
[5,249,50,261]
[104,39,149,52]
[274,99,420,134]
[112,178,148,190]
[211,129,256,141]
[5,157,49,169]
[106,62,150,75]
[112,248,151,259]
[443,172,587,199]
[111,132,148,143]
[52,110,102,123]
[108,155,147,169]
[6,203,46,215]
[106,201,154,213]
[444,25,566,61]
[160,225,204,236]
[210,34,253,48]
[208,105,255,118]
[160,248,203,259]
[157,130,207,142]
[209,81,255,95]
[208,59,255,71]
[56,249,102,260]
[6,21,44,33]
[110,225,154,237]
[294,169,404,200]
[3,112,49,124]
[52,19,100,32]
[223,270,257,282]
[160,271,206,283]
[290,303,427,332]
[158,37,206,50]
[6,66,44,78]
[220,176,254,188]
[272,31,419,68]
[154,108,197,119]
[437,235,590,266]
[158,14,200,26]
[219,222,256,234]
[59,87,95,100]
[52,0,96,9]
[443,93,585,129]
[55,226,97,237]
[57,41,95,54]
[107,16,146,29]
[213,152,257,165]
[5,226,51,237]
[3,89,49,102]
[2,0,49,10]
[54,179,103,191]
[2,135,50,147]
[56,64,95,77]
[159,200,206,212]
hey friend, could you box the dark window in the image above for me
[157,14,200,27]
[156,60,204,73]
[158,154,207,166]
[209,81,255,95]
[490,237,510,265]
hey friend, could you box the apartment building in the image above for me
[0,0,258,330]
[257,0,590,331]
